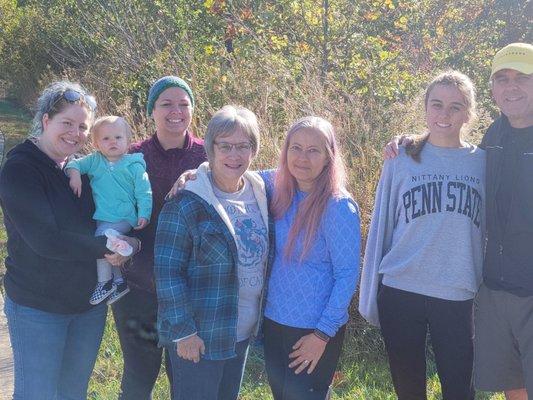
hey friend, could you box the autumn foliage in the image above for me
[0,0,530,257]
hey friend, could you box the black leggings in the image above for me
[111,287,173,400]
[377,284,474,400]
[263,318,345,400]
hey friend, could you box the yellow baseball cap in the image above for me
[491,43,533,76]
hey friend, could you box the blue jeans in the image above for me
[167,339,250,400]
[4,296,107,400]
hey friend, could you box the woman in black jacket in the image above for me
[0,81,139,400]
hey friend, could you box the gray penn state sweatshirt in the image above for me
[358,142,485,327]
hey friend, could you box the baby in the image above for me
[66,116,152,305]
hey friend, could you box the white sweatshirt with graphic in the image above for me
[359,142,485,326]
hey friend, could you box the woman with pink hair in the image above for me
[261,116,360,400]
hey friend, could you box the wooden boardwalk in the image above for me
[0,295,14,400]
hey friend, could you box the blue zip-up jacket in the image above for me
[66,152,152,227]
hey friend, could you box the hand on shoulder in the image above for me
[383,135,414,159]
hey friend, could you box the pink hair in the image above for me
[271,116,347,261]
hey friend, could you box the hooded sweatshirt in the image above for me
[127,132,206,292]
[0,140,108,314]
[155,162,271,359]
[66,151,152,227]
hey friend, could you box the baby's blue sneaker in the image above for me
[89,279,116,305]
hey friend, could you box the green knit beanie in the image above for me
[146,76,195,116]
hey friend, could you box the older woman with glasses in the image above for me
[155,105,272,400]
[0,81,139,400]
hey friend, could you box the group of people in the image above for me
[0,41,530,400]
[0,73,360,400]
[360,42,533,400]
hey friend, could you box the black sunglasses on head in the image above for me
[51,89,97,112]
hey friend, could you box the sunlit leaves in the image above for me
[0,0,531,120]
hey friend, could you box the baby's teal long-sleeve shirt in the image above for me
[66,152,152,227]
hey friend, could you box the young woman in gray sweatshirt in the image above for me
[359,71,485,400]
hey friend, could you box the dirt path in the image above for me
[0,295,14,399]
[0,99,27,400]
[0,131,4,165]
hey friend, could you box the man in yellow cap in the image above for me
[473,42,533,400]
[382,42,533,399]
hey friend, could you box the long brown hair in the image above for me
[406,70,477,162]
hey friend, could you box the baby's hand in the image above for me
[68,174,82,197]
[135,217,149,230]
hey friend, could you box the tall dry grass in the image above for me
[0,2,507,396]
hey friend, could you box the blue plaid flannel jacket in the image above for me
[155,168,274,360]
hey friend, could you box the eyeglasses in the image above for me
[51,89,97,112]
[214,141,253,154]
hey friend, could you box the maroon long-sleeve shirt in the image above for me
[127,131,207,292]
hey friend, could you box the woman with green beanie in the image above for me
[112,76,207,399]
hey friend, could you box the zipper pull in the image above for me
[499,245,503,255]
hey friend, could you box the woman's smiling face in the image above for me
[425,84,469,140]
[40,103,92,163]
[210,128,254,192]
[286,127,329,192]
[151,87,193,137]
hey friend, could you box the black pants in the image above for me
[111,287,172,400]
[263,318,345,400]
[377,285,474,400]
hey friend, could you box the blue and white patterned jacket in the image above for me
[155,162,273,360]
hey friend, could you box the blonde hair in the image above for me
[30,81,96,138]
[91,116,133,143]
[406,70,477,162]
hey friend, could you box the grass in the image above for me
[0,99,31,295]
[0,100,30,157]
[0,99,505,399]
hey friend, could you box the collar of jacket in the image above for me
[183,161,270,242]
